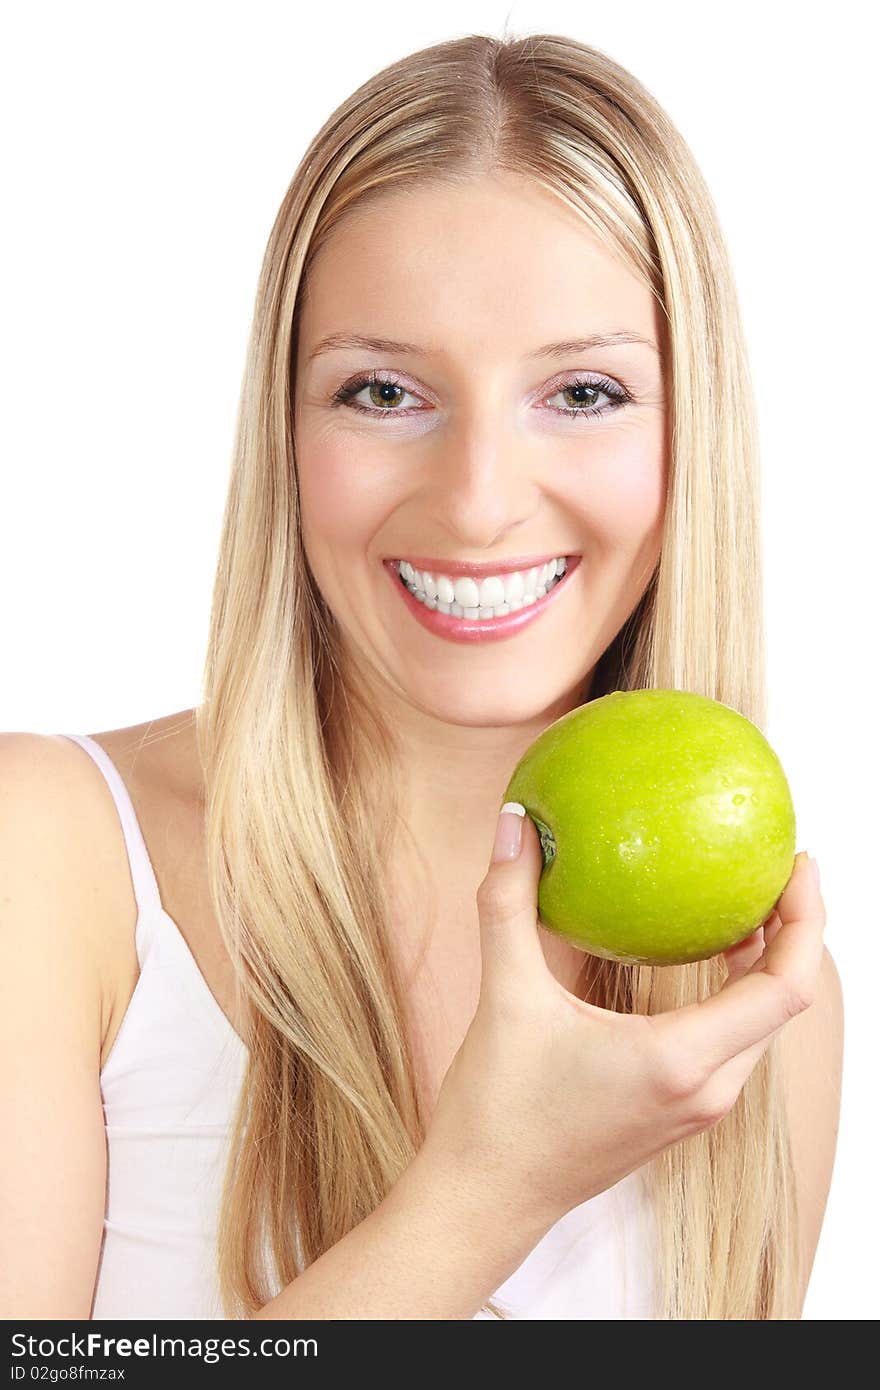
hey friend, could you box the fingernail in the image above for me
[493,801,525,862]
[809,855,821,892]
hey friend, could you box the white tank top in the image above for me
[62,732,658,1320]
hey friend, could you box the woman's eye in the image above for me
[546,379,629,420]
[332,376,422,416]
[330,372,631,421]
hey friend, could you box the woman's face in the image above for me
[293,171,667,727]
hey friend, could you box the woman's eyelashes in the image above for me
[328,368,634,423]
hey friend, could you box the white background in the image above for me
[1,0,876,1320]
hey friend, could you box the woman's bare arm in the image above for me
[251,1143,548,1320]
[0,733,549,1321]
[0,734,109,1318]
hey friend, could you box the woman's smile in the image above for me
[382,554,583,644]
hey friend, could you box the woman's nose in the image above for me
[427,409,539,542]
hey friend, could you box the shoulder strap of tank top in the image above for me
[58,733,163,965]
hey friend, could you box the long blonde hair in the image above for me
[197,31,800,1319]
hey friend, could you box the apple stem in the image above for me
[531,814,557,871]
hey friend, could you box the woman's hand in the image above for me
[421,806,825,1230]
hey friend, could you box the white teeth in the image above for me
[453,576,480,609]
[505,570,525,603]
[478,575,505,607]
[396,556,570,618]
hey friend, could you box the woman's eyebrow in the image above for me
[307,329,659,361]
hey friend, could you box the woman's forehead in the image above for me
[299,177,660,367]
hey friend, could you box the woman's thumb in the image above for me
[476,802,549,988]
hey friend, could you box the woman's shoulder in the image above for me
[76,711,207,1065]
[0,711,202,1071]
[0,707,201,813]
[0,729,139,1069]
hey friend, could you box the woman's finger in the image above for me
[475,806,553,1002]
[762,909,784,947]
[721,907,783,985]
[707,908,805,1092]
[651,852,824,1073]
[721,925,765,985]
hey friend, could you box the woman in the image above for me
[0,32,841,1320]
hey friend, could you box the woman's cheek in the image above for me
[297,434,402,616]
[299,438,379,543]
[569,435,666,554]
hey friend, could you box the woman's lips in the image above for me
[383,556,581,645]
[386,553,569,578]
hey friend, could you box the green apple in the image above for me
[503,689,797,965]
